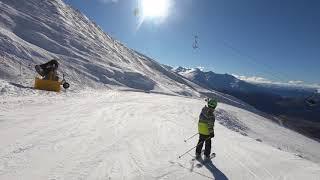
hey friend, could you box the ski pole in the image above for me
[178,136,212,159]
[184,133,199,142]
[178,144,198,159]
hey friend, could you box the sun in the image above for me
[141,0,170,19]
[135,0,171,30]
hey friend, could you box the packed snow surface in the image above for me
[1,87,320,180]
[1,0,320,179]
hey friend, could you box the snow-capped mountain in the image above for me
[173,66,260,93]
[0,0,211,96]
[173,66,317,98]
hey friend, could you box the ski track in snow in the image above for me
[1,89,320,180]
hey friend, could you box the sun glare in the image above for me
[141,0,170,19]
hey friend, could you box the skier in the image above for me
[35,59,59,81]
[195,98,217,159]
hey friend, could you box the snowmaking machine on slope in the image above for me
[34,59,70,92]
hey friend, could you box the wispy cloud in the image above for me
[288,80,304,84]
[196,66,205,71]
[232,74,320,90]
[232,75,274,84]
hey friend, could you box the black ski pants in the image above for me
[195,134,211,156]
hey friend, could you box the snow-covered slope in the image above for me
[1,1,320,179]
[0,0,211,96]
[1,89,320,180]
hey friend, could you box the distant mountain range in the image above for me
[173,66,317,98]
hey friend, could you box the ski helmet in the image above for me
[207,98,217,109]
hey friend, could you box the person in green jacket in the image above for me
[195,98,217,159]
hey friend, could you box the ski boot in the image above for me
[195,153,201,160]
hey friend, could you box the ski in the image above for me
[191,152,216,160]
[191,152,216,168]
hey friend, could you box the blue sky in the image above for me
[65,0,320,85]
